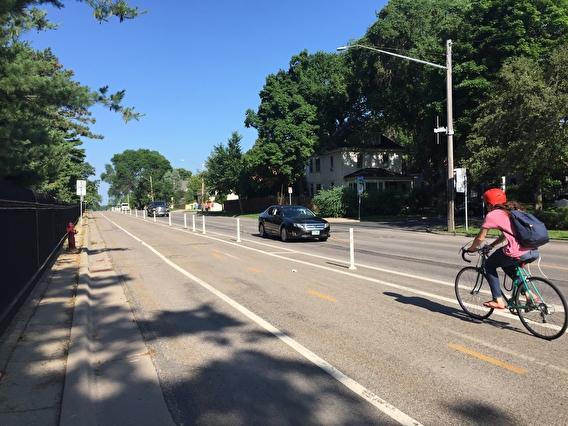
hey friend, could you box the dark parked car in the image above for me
[258,205,330,242]
[456,199,484,216]
[553,194,568,208]
[146,200,169,217]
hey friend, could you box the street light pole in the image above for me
[337,41,455,231]
[445,40,455,232]
[141,174,154,202]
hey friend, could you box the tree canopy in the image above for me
[101,149,172,208]
[6,0,568,211]
[241,0,568,207]
[465,41,568,206]
[0,0,144,206]
[205,131,245,198]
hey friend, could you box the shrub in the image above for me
[535,207,568,230]
[312,186,436,218]
[312,186,347,217]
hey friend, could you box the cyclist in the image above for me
[466,188,539,309]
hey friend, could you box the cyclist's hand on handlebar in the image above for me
[461,245,490,254]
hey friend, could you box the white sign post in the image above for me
[76,180,86,227]
[288,186,293,205]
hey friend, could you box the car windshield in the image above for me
[281,207,316,218]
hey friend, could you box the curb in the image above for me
[60,215,175,425]
[60,223,95,425]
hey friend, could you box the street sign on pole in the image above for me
[76,180,86,196]
[454,168,468,231]
[454,168,466,193]
[356,177,366,220]
[76,180,86,227]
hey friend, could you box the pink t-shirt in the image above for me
[482,209,531,258]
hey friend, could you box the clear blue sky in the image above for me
[27,0,387,204]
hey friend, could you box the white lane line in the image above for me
[123,214,530,324]
[103,214,423,426]
[134,214,456,287]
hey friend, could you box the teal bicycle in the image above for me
[455,247,567,340]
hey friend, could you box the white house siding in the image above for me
[306,148,408,196]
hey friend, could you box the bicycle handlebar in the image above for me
[461,247,472,263]
[461,245,490,263]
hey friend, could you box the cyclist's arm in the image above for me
[467,227,489,252]
[489,233,506,249]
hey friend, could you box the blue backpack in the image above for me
[504,210,549,248]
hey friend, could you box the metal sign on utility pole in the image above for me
[356,176,365,221]
[454,168,468,231]
[454,168,466,193]
[76,180,86,227]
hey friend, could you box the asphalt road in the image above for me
[97,211,568,425]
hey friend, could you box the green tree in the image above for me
[0,0,144,202]
[1,1,146,24]
[455,0,568,154]
[185,173,202,205]
[337,0,568,211]
[205,131,244,197]
[101,149,172,208]
[342,0,467,214]
[163,168,191,206]
[465,42,568,209]
[245,58,319,194]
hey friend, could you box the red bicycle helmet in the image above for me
[483,188,506,205]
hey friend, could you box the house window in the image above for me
[382,153,390,167]
[357,153,363,168]
[330,155,334,171]
[315,158,321,172]
[330,181,334,188]
[309,159,313,173]
[310,183,315,196]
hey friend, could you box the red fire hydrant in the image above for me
[67,222,77,251]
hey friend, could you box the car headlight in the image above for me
[292,223,305,230]
[324,223,330,228]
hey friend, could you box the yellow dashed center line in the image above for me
[448,344,527,374]
[212,253,221,258]
[308,290,336,302]
[248,267,261,273]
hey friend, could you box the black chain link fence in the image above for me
[0,182,79,332]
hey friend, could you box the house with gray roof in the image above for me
[305,135,415,195]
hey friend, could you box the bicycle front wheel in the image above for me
[516,277,568,340]
[455,266,493,319]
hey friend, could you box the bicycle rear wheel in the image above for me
[455,266,493,319]
[515,277,568,340]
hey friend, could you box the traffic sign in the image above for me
[76,180,86,196]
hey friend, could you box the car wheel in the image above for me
[259,223,267,237]
[280,226,288,242]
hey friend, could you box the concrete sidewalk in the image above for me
[0,214,174,425]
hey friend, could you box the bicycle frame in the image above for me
[463,249,537,311]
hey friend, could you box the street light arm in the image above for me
[337,44,446,70]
